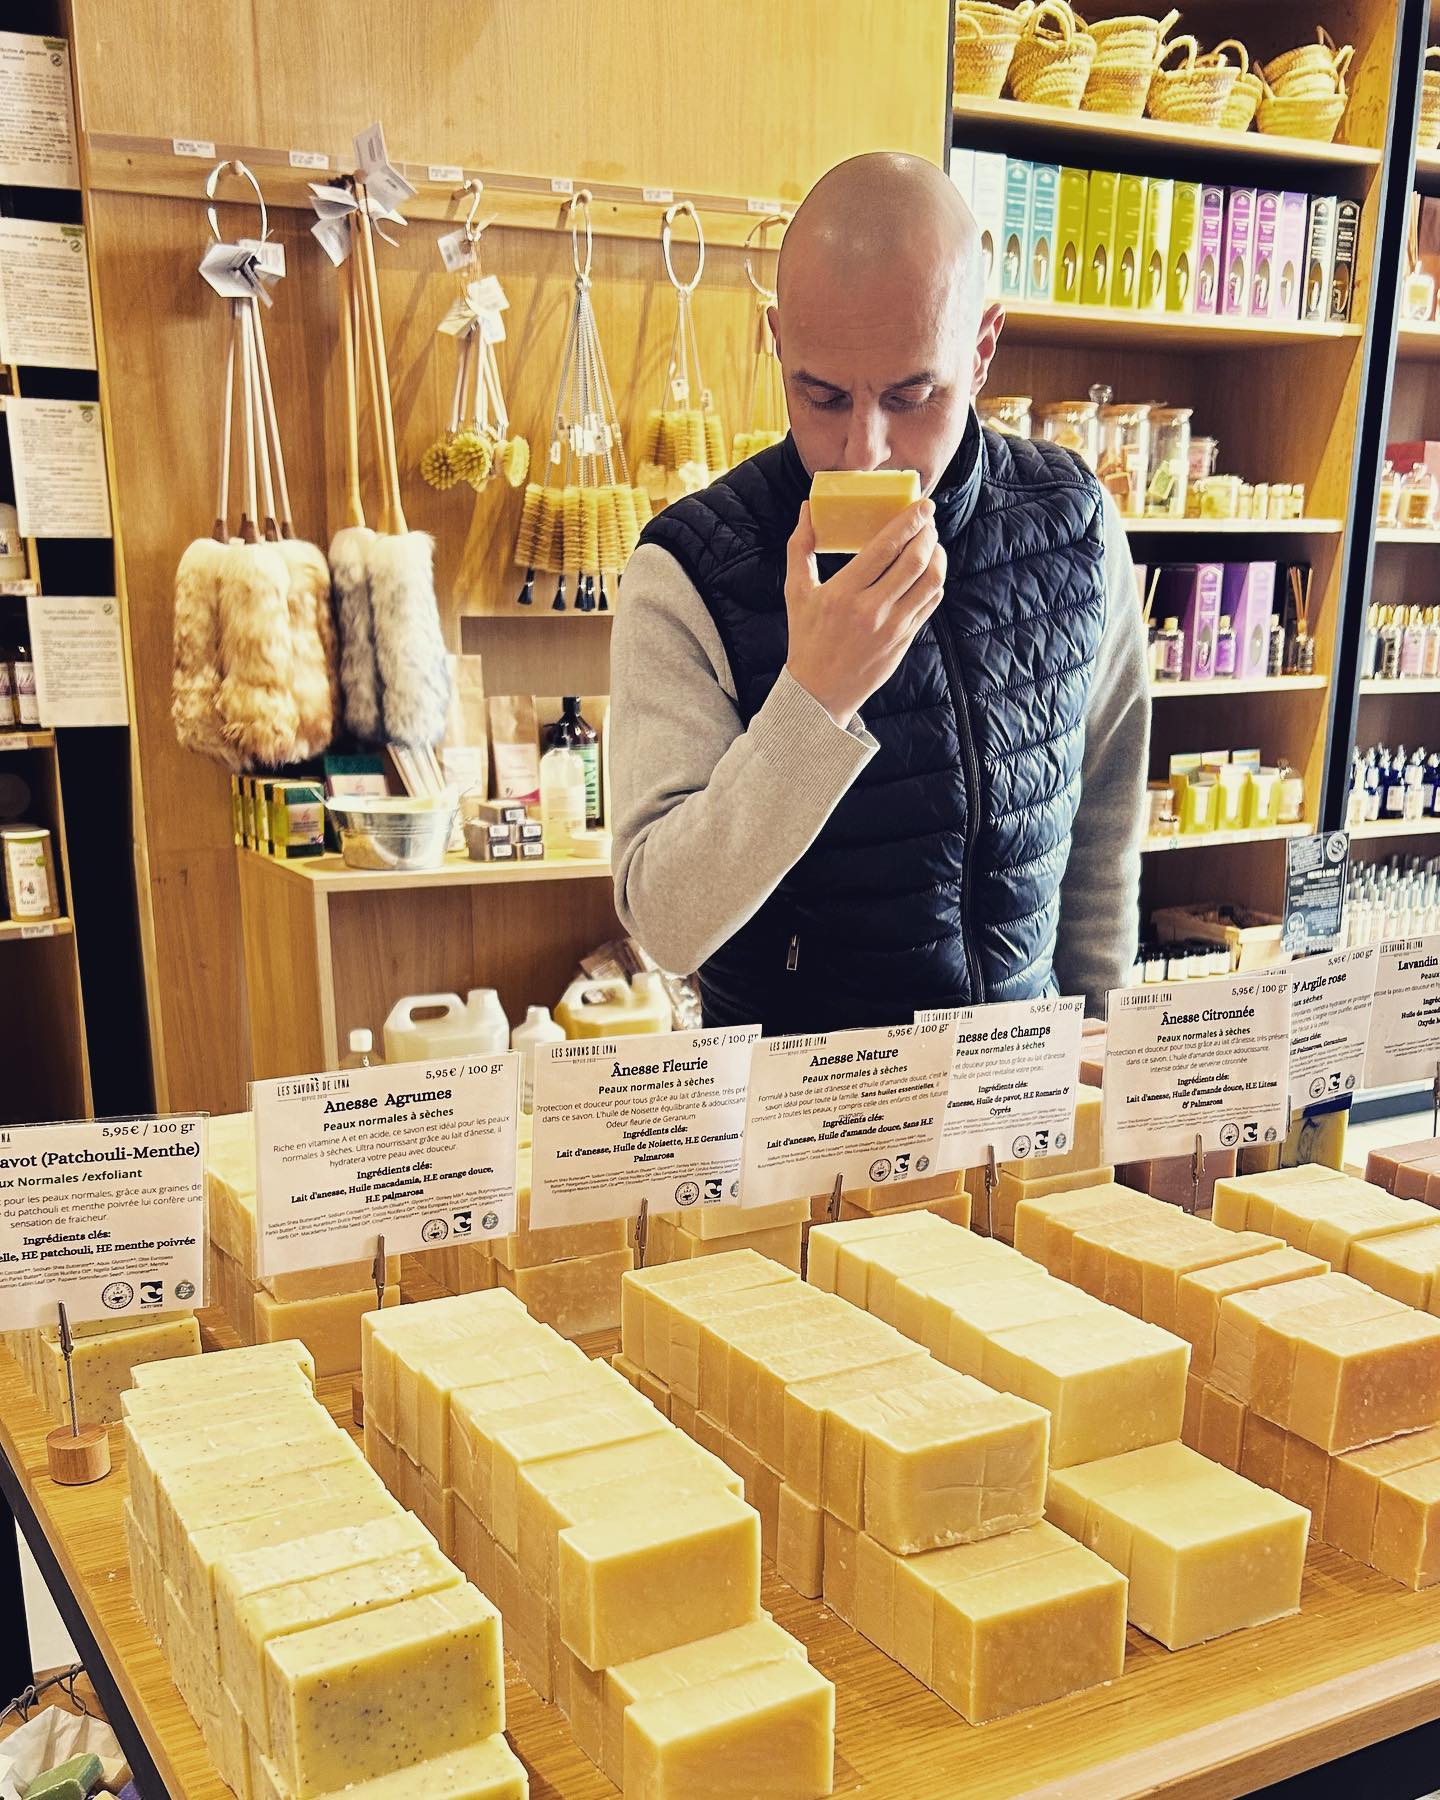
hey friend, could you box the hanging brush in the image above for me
[636,201,727,508]
[330,223,383,743]
[513,191,649,612]
[732,212,788,464]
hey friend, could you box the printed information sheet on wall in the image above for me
[0,1116,204,1331]
[0,34,79,189]
[28,595,128,726]
[739,1019,955,1209]
[7,397,112,539]
[1364,934,1440,1090]
[1288,945,1378,1112]
[253,1056,521,1277]
[529,1026,760,1228]
[1103,973,1292,1162]
[917,996,1084,1171]
[0,218,95,368]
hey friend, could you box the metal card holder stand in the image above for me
[634,1197,650,1271]
[353,1232,388,1426]
[45,1303,111,1486]
[1189,1133,1205,1217]
[984,1146,998,1239]
[1432,1061,1439,1140]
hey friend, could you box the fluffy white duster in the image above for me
[216,539,300,767]
[330,523,381,743]
[278,536,337,759]
[172,537,240,767]
[368,530,452,747]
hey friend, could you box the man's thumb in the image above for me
[787,502,818,588]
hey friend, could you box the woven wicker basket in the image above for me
[1418,46,1440,151]
[1081,63,1151,116]
[1148,34,1239,128]
[1081,8,1176,117]
[952,9,1021,99]
[1256,88,1347,142]
[1262,28,1353,98]
[1203,39,1262,131]
[1009,0,1096,110]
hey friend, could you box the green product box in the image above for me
[1140,178,1173,311]
[1027,163,1060,300]
[1113,174,1148,310]
[1166,182,1202,313]
[1054,166,1089,305]
[240,776,256,850]
[267,780,326,859]
[229,775,243,848]
[1081,170,1119,308]
[1001,158,1033,301]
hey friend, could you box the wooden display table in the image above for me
[5,1336,1440,1800]
[236,849,620,1081]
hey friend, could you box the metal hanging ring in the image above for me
[742,212,787,302]
[661,199,704,295]
[205,157,269,246]
[459,176,486,243]
[568,190,594,283]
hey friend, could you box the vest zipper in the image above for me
[929,609,987,1003]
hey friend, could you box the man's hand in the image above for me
[783,499,947,728]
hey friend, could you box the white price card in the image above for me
[6,397,112,539]
[917,996,1084,1172]
[0,219,95,369]
[1288,945,1379,1112]
[253,1056,521,1277]
[0,34,78,189]
[27,594,128,727]
[1102,973,1292,1163]
[0,1116,204,1331]
[739,1020,955,1209]
[529,1026,760,1229]
[1364,934,1440,1090]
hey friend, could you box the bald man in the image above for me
[610,152,1149,1032]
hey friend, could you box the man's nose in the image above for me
[841,406,888,472]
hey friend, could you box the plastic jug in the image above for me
[555,970,672,1040]
[511,1004,567,1111]
[383,989,510,1064]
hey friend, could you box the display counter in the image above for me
[7,1314,1440,1800]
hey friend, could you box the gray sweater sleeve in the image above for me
[610,513,1150,1002]
[1051,492,1151,1014]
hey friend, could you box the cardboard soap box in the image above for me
[1274,192,1308,319]
[972,152,1007,299]
[1222,561,1277,680]
[1167,181,1201,312]
[1055,166,1088,304]
[1222,188,1257,317]
[1001,158,1034,301]
[1028,163,1059,300]
[1251,191,1281,316]
[1113,174,1148,310]
[1140,177,1174,311]
[1195,185,1225,315]
[1082,169,1120,307]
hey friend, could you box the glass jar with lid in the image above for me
[1146,406,1193,518]
[1377,460,1401,529]
[1401,462,1438,530]
[977,395,1032,438]
[1095,403,1151,517]
[1037,400,1099,469]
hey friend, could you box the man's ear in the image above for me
[970,303,1005,398]
[767,302,782,360]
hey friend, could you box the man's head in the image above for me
[771,152,1002,493]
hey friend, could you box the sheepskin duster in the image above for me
[368,530,451,747]
[215,538,300,768]
[330,522,381,743]
[171,536,240,769]
[278,536,338,759]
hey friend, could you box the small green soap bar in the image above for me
[25,1753,104,1800]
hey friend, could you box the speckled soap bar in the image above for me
[24,1754,103,1800]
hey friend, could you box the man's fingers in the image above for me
[868,525,940,613]
[847,496,934,586]
[786,501,820,594]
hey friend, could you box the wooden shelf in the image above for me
[1415,147,1440,192]
[1151,677,1327,699]
[243,847,611,898]
[1124,518,1343,537]
[0,916,72,943]
[952,94,1381,175]
[1000,301,1359,350]
[1396,323,1440,360]
[1346,818,1440,843]
[1375,527,1440,544]
[1359,678,1440,696]
[1142,825,1311,854]
[0,729,55,751]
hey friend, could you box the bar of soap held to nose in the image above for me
[809,469,922,554]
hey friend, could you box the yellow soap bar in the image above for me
[629,1254,798,1382]
[1283,1307,1440,1452]
[1209,1272,1361,1405]
[623,1656,834,1800]
[1136,1230,1282,1335]
[1348,1223,1440,1311]
[1323,1426,1440,1564]
[777,1484,825,1598]
[890,1242,1030,1352]
[411,1334,587,1484]
[658,1219,804,1272]
[495,1246,635,1337]
[804,1212,952,1297]
[449,1363,627,1519]
[809,468,921,553]
[671,1197,810,1242]
[133,1338,315,1392]
[1047,1440,1308,1649]
[253,1286,398,1379]
[1173,1247,1329,1378]
[492,1212,627,1270]
[940,1272,1107,1379]
[1196,1381,1246,1470]
[1367,1459,1440,1587]
[1211,1163,1350,1235]
[489,1396,668,1553]
[1000,1087,1104,1182]
[1012,1184,1163,1278]
[38,1315,200,1425]
[990,1165,1115,1244]
[781,1356,933,1504]
[254,1736,527,1800]
[557,1488,760,1669]
[602,1614,808,1790]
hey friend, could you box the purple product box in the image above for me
[1274,192,1308,319]
[1222,561,1277,680]
[1251,191,1281,317]
[1195,185,1225,315]
[1157,564,1224,681]
[1222,188,1257,317]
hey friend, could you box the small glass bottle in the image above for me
[1383,747,1407,819]
[977,395,1033,438]
[11,635,38,728]
[0,643,15,731]
[1214,614,1237,678]
[1146,407,1193,518]
[1277,761,1305,825]
[1405,751,1427,821]
[1360,603,1380,679]
[1155,616,1185,682]
[1401,463,1439,529]
[1267,614,1286,678]
[1429,751,1440,817]
[1363,751,1382,822]
[1292,627,1316,676]
[1423,607,1440,679]
[1380,609,1403,681]
[1096,403,1151,517]
[1038,400,1099,469]
[340,1027,381,1070]
[1402,607,1426,679]
[1377,461,1402,529]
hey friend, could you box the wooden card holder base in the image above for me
[352,1376,364,1428]
[47,1423,111,1485]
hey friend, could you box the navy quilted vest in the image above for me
[640,415,1107,1032]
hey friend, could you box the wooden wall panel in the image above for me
[71,0,950,1112]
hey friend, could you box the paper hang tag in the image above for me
[479,310,505,344]
[435,296,476,338]
[239,236,286,281]
[469,273,508,315]
[198,242,272,303]
[309,181,357,221]
[438,227,477,273]
[354,118,418,212]
[311,215,352,266]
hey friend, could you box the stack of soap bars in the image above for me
[361,1288,835,1798]
[123,1339,526,1800]
[3,1311,200,1426]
